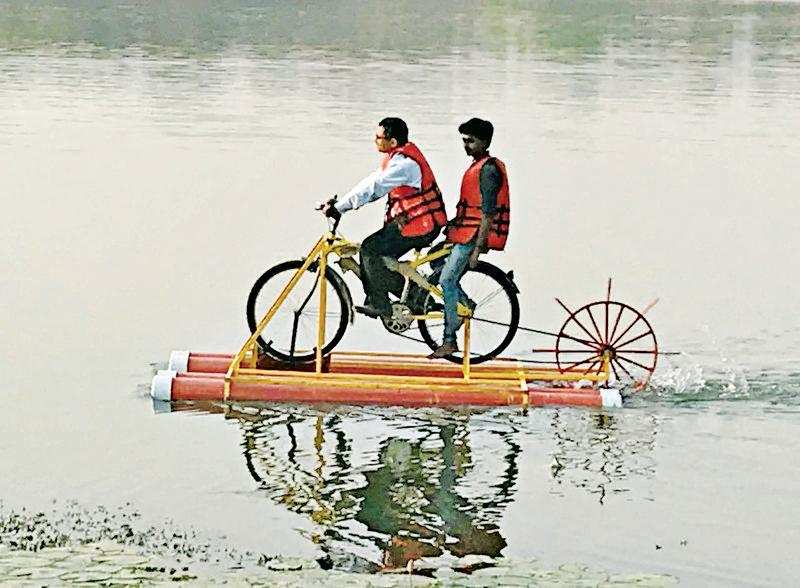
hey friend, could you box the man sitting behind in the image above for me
[428,117,511,359]
[325,117,447,318]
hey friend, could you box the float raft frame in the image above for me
[151,236,634,408]
[223,236,612,406]
[154,349,617,407]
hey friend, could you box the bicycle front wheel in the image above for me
[418,260,519,364]
[246,259,351,363]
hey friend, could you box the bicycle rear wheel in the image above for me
[417,260,519,364]
[246,259,351,363]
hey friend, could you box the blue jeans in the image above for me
[439,242,475,344]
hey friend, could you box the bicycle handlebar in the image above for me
[329,212,341,235]
[315,195,341,235]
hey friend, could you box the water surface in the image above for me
[1,1,799,585]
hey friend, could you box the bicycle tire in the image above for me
[418,260,520,364]
[246,259,351,363]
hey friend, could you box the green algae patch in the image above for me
[0,541,682,586]
[0,501,679,586]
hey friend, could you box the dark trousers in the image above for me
[360,221,439,313]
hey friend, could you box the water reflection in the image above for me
[229,405,518,569]
[2,0,799,65]
[548,411,658,504]
[158,401,666,567]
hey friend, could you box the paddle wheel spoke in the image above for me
[610,361,622,382]
[604,278,612,343]
[562,354,601,372]
[581,360,601,376]
[610,313,644,348]
[585,306,605,345]
[615,329,654,350]
[608,304,625,346]
[612,358,634,381]
[567,315,603,347]
[556,298,603,347]
[556,332,602,349]
[615,354,654,372]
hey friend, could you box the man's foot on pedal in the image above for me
[427,340,458,359]
[355,304,391,319]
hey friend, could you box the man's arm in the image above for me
[334,156,422,214]
[469,159,502,267]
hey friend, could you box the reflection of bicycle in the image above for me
[229,405,518,569]
[246,202,520,365]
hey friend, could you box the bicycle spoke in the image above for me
[298,309,342,318]
[475,287,504,308]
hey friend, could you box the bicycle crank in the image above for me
[380,303,415,334]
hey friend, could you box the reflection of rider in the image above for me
[352,424,507,569]
[429,118,511,359]
[231,408,517,571]
[324,117,447,319]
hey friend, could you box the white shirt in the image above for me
[335,154,422,214]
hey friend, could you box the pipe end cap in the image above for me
[168,350,190,373]
[151,370,177,401]
[600,388,623,408]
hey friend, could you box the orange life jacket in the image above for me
[381,142,447,237]
[446,156,510,250]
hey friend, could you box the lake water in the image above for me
[1,1,799,585]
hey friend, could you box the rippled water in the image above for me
[2,1,799,585]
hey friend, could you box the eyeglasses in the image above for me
[375,134,389,141]
[461,136,477,144]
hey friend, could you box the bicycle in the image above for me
[246,200,520,365]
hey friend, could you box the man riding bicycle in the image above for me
[323,117,447,319]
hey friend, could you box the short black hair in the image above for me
[458,117,494,145]
[378,117,409,145]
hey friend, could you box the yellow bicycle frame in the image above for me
[225,228,479,393]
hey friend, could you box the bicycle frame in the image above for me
[332,235,474,321]
[226,226,479,393]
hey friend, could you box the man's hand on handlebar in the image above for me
[324,203,341,220]
[316,195,342,234]
[317,195,341,221]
